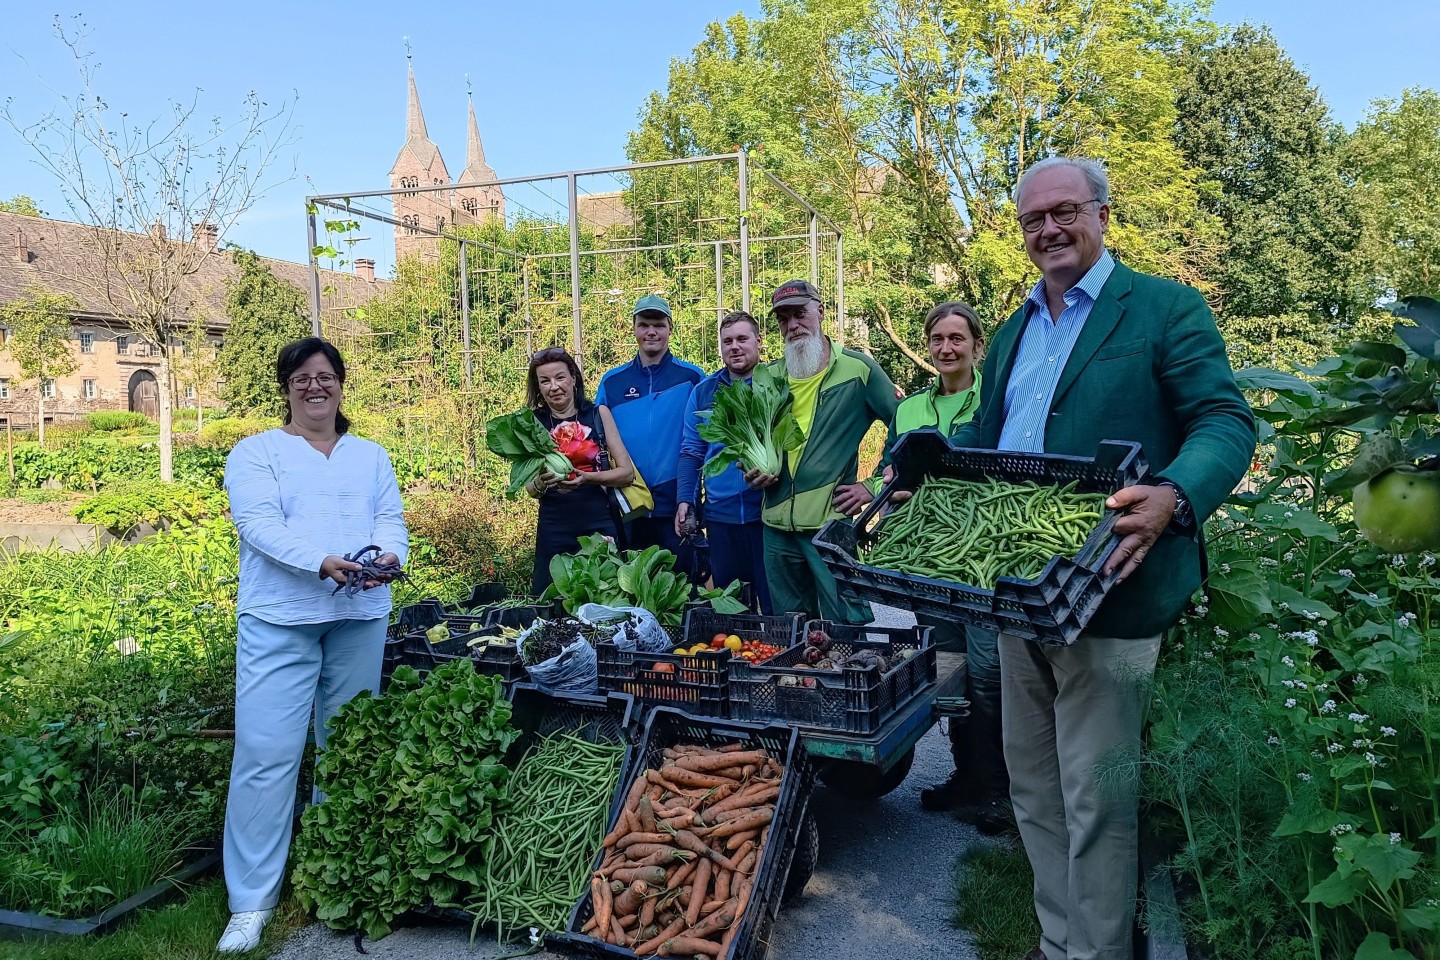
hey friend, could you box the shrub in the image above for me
[197,417,271,450]
[399,487,536,603]
[72,482,228,535]
[86,411,154,432]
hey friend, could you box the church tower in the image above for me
[389,62,452,263]
[455,97,505,228]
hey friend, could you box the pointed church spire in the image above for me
[406,63,430,144]
[465,98,487,170]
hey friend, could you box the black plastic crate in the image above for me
[728,621,937,735]
[415,683,638,927]
[594,642,731,717]
[451,581,509,612]
[548,707,813,960]
[400,626,527,688]
[389,598,447,639]
[682,608,803,650]
[483,600,562,631]
[813,431,1149,646]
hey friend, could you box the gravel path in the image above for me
[273,606,990,960]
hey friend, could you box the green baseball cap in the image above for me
[632,293,672,319]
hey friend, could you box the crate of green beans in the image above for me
[446,683,638,942]
[813,431,1150,646]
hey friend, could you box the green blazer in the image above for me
[952,260,1256,638]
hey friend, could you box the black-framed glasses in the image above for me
[1018,198,1102,233]
[288,373,339,388]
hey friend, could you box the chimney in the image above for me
[193,221,219,251]
[355,258,375,282]
[14,229,28,264]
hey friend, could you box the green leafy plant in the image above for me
[85,412,154,433]
[698,374,805,478]
[72,482,228,535]
[290,660,516,941]
[1143,299,1440,960]
[484,409,576,498]
[544,534,715,626]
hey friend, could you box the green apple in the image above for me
[1353,465,1440,554]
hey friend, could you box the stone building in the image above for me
[390,65,506,262]
[0,211,380,428]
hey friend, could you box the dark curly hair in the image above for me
[276,337,351,434]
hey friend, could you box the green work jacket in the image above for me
[756,342,900,532]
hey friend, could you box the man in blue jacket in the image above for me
[675,311,771,613]
[595,294,704,565]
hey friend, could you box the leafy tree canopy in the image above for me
[218,249,310,418]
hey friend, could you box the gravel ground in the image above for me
[273,605,992,960]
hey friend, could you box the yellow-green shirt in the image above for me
[787,366,828,470]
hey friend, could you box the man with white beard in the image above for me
[744,280,900,622]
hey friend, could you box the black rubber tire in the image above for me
[816,747,916,800]
[782,811,820,903]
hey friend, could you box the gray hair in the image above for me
[1014,157,1110,208]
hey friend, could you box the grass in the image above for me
[954,842,1041,960]
[1,883,307,960]
[0,794,205,919]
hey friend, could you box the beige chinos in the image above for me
[999,630,1162,960]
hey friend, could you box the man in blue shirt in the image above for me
[675,311,771,612]
[595,294,704,567]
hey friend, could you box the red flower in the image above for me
[551,422,601,472]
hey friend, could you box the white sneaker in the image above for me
[216,909,273,953]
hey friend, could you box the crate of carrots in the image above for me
[548,708,813,960]
[813,430,1150,646]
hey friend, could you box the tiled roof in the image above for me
[0,210,384,332]
[576,191,634,234]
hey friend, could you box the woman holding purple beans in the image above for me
[216,337,408,953]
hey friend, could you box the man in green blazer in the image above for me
[950,157,1255,960]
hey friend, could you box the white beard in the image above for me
[784,333,828,379]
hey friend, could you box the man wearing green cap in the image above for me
[595,294,704,562]
[746,280,900,622]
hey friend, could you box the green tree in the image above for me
[629,0,1221,382]
[0,285,80,446]
[219,249,310,419]
[1,15,294,480]
[0,195,43,216]
[1347,87,1440,298]
[1174,24,1371,367]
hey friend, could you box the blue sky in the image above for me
[1,1,1435,265]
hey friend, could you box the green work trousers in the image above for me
[762,526,871,624]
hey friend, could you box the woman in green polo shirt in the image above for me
[882,301,1011,834]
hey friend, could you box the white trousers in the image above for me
[222,613,386,912]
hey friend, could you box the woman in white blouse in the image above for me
[216,338,407,953]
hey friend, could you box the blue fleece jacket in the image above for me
[595,351,703,516]
[676,368,765,526]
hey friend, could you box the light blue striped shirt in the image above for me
[998,251,1116,453]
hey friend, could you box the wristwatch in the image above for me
[1155,478,1194,532]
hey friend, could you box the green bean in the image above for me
[465,731,626,943]
[859,475,1109,589]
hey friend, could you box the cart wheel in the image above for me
[817,747,915,800]
[782,811,819,904]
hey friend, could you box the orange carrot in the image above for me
[672,829,739,870]
[618,831,673,849]
[725,829,760,852]
[608,864,668,886]
[665,857,699,890]
[680,899,738,939]
[702,784,778,818]
[686,857,712,927]
[632,917,687,957]
[730,839,756,871]
[713,866,732,902]
[637,794,658,833]
[660,765,735,790]
[609,916,626,946]
[659,936,721,957]
[592,876,613,942]
[614,880,650,917]
[673,749,769,773]
[708,807,773,839]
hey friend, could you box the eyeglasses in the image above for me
[288,373,339,388]
[1018,199,1102,233]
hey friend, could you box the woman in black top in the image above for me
[524,347,636,594]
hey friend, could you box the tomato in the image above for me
[1354,465,1440,554]
[712,633,728,646]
